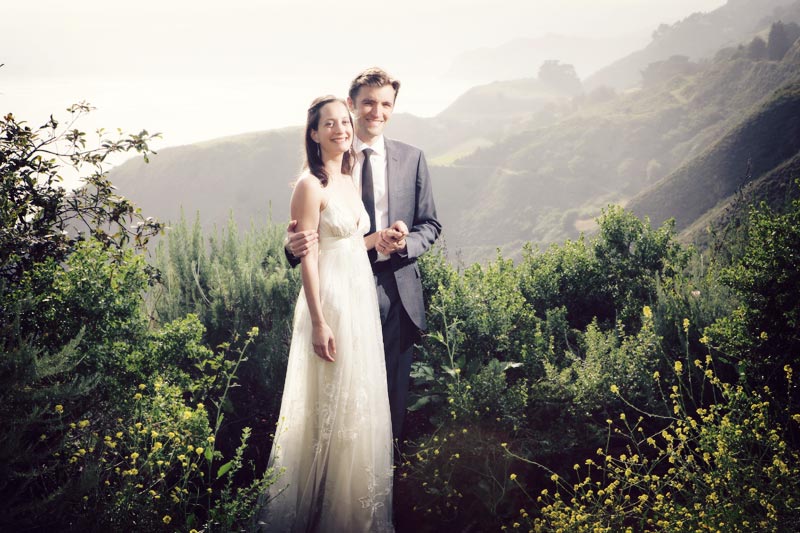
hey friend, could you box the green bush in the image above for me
[705,196,800,398]
[152,214,300,429]
[522,358,800,532]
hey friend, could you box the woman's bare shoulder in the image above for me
[291,173,326,211]
[295,171,320,186]
[293,173,324,194]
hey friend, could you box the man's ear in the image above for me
[346,96,355,113]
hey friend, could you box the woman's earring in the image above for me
[317,143,320,158]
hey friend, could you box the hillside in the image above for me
[681,151,800,248]
[627,79,800,236]
[111,6,800,264]
[586,0,798,89]
[111,127,304,231]
[439,38,800,261]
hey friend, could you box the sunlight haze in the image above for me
[2,0,726,158]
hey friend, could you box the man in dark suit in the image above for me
[286,67,441,441]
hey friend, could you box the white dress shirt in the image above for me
[353,135,390,262]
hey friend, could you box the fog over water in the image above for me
[2,0,726,166]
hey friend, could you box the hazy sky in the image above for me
[2,0,726,152]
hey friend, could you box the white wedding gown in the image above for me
[261,193,394,532]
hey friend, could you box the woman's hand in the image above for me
[312,322,336,362]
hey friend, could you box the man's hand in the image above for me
[285,219,318,258]
[376,220,409,256]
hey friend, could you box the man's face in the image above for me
[348,84,396,144]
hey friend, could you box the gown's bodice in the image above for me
[318,195,370,253]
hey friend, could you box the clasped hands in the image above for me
[285,219,409,258]
[375,220,408,256]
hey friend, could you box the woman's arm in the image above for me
[291,178,336,362]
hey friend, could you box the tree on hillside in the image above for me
[538,60,582,96]
[651,23,671,41]
[768,21,791,60]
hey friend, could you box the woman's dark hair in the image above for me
[304,95,355,186]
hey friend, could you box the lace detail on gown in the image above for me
[260,195,394,532]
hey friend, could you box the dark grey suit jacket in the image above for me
[382,138,441,331]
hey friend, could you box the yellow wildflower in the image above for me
[510,473,517,481]
[162,515,172,524]
[55,404,64,414]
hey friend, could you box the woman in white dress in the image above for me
[260,96,394,532]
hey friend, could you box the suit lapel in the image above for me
[386,138,402,224]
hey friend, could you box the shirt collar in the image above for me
[354,134,385,157]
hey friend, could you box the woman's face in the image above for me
[311,101,352,156]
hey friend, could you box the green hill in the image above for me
[586,0,799,90]
[111,7,800,264]
[111,127,304,231]
[628,79,800,237]
[681,151,800,248]
[438,39,800,261]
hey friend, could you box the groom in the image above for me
[286,67,441,441]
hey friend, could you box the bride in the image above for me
[259,96,395,532]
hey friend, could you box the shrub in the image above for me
[516,357,800,532]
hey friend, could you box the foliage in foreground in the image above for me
[396,196,800,531]
[2,105,799,532]
[0,110,276,531]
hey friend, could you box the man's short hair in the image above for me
[348,67,401,103]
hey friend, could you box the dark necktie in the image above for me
[361,148,377,263]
